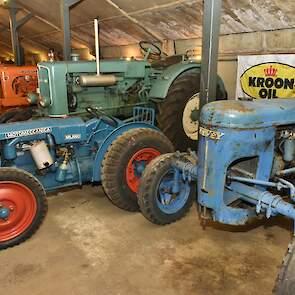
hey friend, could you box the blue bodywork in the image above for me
[198,99,295,226]
[200,99,295,128]
[0,111,157,192]
[171,99,295,229]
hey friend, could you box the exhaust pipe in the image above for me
[79,18,118,87]
[94,18,100,76]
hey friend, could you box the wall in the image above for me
[217,60,237,99]
[100,28,295,99]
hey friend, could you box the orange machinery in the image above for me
[0,65,38,110]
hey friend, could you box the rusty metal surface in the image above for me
[200,99,295,129]
[0,0,295,58]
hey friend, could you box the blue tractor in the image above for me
[138,99,295,294]
[0,107,174,250]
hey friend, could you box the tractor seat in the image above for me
[200,99,295,129]
[151,55,184,69]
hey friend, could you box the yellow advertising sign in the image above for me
[240,62,295,99]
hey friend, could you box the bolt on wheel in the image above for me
[126,148,161,193]
[156,169,191,214]
[0,168,47,250]
[0,182,37,242]
[138,153,195,225]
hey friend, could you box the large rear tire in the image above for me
[101,128,174,212]
[0,168,47,250]
[138,153,195,225]
[274,239,295,295]
[157,70,227,151]
[0,107,33,123]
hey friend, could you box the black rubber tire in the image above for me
[157,70,227,151]
[0,168,47,250]
[101,128,174,212]
[138,153,195,225]
[0,107,33,123]
[274,239,295,295]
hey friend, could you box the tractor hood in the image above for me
[200,99,295,129]
[0,117,87,143]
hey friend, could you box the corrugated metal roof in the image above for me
[0,0,294,59]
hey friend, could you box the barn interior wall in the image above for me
[3,27,294,98]
[100,28,295,98]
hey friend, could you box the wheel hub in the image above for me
[0,181,37,242]
[0,207,10,220]
[126,148,161,193]
[161,192,177,205]
[182,93,200,140]
[157,171,191,214]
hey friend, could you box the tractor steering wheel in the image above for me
[139,41,162,58]
[86,106,118,128]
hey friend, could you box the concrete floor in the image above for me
[1,185,292,295]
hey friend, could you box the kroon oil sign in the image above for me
[240,62,295,99]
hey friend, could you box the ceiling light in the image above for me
[0,0,9,6]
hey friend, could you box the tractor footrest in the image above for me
[133,107,155,125]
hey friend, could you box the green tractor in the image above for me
[36,20,227,150]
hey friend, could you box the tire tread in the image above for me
[101,128,174,211]
[138,154,194,225]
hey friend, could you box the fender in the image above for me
[149,63,201,99]
[92,122,158,182]
[149,63,227,100]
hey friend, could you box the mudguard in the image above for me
[149,62,227,100]
[149,63,201,99]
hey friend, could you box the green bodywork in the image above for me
[37,57,203,118]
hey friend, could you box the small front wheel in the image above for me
[138,154,195,225]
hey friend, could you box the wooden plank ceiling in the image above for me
[0,0,294,58]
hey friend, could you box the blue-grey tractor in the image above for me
[138,99,295,294]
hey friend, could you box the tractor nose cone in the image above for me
[0,207,10,220]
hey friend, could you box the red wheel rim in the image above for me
[126,148,161,193]
[0,182,37,242]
